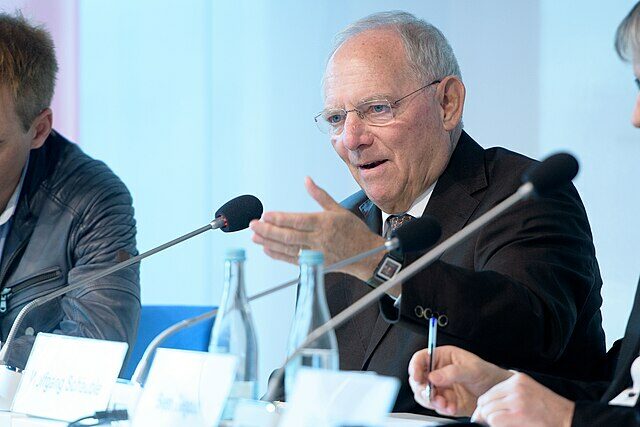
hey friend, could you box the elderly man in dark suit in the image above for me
[250,11,605,413]
[408,2,640,425]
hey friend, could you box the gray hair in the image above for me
[616,1,640,61]
[326,11,464,140]
[329,11,462,84]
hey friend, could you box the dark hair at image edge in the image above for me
[616,1,640,61]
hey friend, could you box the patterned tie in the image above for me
[384,214,414,239]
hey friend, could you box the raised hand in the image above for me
[250,177,385,280]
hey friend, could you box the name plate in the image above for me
[132,348,237,427]
[279,368,400,427]
[12,333,128,421]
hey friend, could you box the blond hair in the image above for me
[0,12,58,130]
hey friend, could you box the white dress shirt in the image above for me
[381,181,437,235]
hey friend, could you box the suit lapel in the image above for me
[424,132,487,244]
[341,198,383,358]
[358,198,381,235]
[602,277,640,402]
[359,132,489,369]
[358,199,392,368]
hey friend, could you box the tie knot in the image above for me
[385,214,414,238]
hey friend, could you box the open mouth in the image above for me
[359,160,388,170]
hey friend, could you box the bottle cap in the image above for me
[225,248,246,261]
[298,250,324,265]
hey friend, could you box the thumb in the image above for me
[429,365,475,388]
[305,176,341,211]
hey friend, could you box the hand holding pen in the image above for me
[409,344,514,417]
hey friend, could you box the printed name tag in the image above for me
[279,368,400,427]
[12,333,128,421]
[132,348,237,427]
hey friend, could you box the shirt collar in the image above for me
[0,157,29,227]
[381,181,437,230]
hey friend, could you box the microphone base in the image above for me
[221,399,280,427]
[0,366,22,411]
[107,378,143,417]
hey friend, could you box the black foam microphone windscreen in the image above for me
[522,153,579,196]
[215,194,263,232]
[392,214,442,253]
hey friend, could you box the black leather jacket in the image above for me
[0,131,140,369]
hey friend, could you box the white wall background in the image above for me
[539,0,640,349]
[14,0,638,393]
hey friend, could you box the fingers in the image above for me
[472,398,511,426]
[429,393,454,415]
[408,349,430,383]
[260,212,318,231]
[428,364,476,388]
[412,385,458,416]
[470,406,481,423]
[409,349,462,416]
[434,388,459,416]
[252,234,304,258]
[262,247,298,265]
[305,176,342,211]
[413,389,434,411]
[251,219,309,246]
[251,221,312,262]
[473,374,523,425]
[410,377,435,411]
[476,375,518,409]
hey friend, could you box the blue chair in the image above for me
[120,305,216,379]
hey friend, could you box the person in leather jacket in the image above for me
[0,13,140,369]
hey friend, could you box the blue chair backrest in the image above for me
[120,305,216,379]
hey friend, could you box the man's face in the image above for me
[632,62,640,128]
[323,29,457,214]
[0,86,33,211]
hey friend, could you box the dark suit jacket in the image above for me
[326,131,606,414]
[528,277,640,426]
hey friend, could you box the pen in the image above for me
[426,316,437,401]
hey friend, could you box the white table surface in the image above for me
[0,410,454,426]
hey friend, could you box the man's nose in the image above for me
[341,110,371,151]
[632,93,640,128]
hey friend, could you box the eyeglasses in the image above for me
[314,79,441,135]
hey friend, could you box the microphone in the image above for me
[392,215,441,253]
[0,194,263,365]
[521,153,579,196]
[216,195,265,232]
[263,152,579,401]
[129,215,442,386]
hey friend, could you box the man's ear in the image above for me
[29,108,53,150]
[437,76,465,132]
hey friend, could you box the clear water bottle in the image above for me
[285,250,339,400]
[209,248,258,417]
